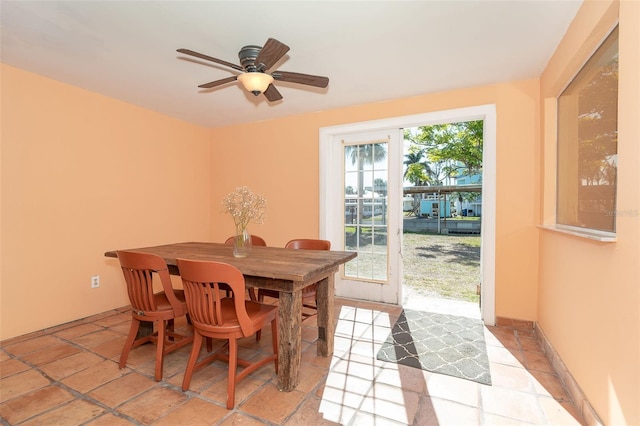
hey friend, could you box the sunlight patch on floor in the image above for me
[319,300,583,425]
[319,305,416,425]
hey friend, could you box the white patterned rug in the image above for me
[376,309,492,385]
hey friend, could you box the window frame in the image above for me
[555,25,619,239]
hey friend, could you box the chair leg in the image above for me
[154,319,166,381]
[255,291,266,342]
[167,318,175,342]
[182,332,203,391]
[119,318,141,369]
[226,338,238,409]
[302,291,318,320]
[248,288,258,301]
[271,317,279,373]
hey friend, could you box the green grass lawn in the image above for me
[402,232,481,303]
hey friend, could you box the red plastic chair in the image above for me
[116,251,193,381]
[223,234,267,301]
[256,239,331,340]
[177,258,278,409]
[224,234,267,246]
[283,239,331,251]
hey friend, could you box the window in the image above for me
[343,141,388,282]
[557,26,618,234]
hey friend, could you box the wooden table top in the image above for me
[104,241,356,283]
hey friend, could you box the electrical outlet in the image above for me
[91,275,100,288]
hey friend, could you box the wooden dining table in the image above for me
[104,241,356,392]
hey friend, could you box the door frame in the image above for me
[319,104,496,325]
[322,129,404,305]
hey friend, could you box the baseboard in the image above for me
[496,316,534,330]
[534,323,604,426]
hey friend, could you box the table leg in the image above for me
[276,289,302,391]
[315,274,335,356]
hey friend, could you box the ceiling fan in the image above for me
[177,38,329,102]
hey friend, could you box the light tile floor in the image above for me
[0,297,584,425]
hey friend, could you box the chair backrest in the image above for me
[285,239,331,250]
[116,251,186,316]
[224,235,267,246]
[176,258,254,337]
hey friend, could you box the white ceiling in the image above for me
[1,1,582,128]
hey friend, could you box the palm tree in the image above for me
[404,128,440,186]
[404,150,438,186]
[344,143,387,229]
[403,151,425,184]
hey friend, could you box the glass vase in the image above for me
[233,227,252,258]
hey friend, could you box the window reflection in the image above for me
[343,142,389,282]
[557,26,618,233]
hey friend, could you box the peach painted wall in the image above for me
[209,80,542,322]
[3,4,636,420]
[1,64,211,340]
[539,0,639,424]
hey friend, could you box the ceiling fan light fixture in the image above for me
[237,72,274,96]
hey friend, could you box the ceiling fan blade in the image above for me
[272,71,329,88]
[254,38,290,72]
[177,48,244,72]
[263,84,283,102]
[198,76,238,89]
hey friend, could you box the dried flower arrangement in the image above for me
[222,186,267,233]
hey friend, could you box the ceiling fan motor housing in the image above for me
[239,45,262,71]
